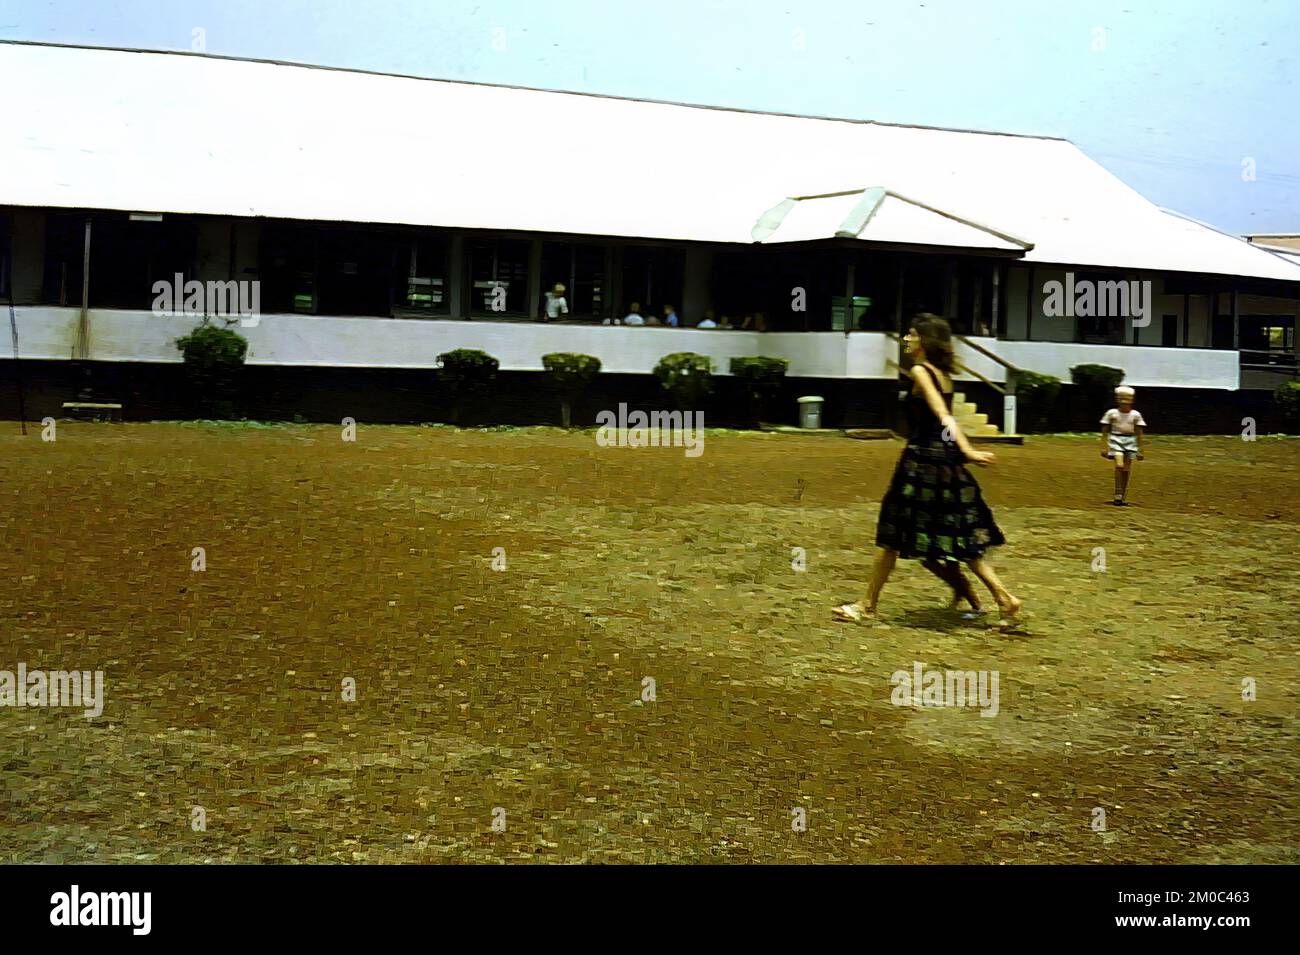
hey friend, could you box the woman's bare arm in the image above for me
[911,365,991,463]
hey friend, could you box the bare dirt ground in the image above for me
[1,421,1297,863]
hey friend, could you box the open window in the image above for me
[621,245,684,319]
[467,238,530,316]
[1239,315,1295,362]
[316,226,398,317]
[397,235,450,315]
[40,211,197,310]
[261,221,318,313]
[541,241,606,319]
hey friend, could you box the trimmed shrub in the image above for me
[541,352,601,427]
[175,320,248,419]
[1015,370,1062,433]
[437,348,499,424]
[1070,363,1126,402]
[1276,380,1300,430]
[653,352,714,410]
[729,356,789,426]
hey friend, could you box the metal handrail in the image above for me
[955,363,1006,395]
[955,334,1022,374]
[885,331,1005,395]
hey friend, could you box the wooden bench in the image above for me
[61,401,123,422]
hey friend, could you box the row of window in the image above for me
[23,212,1006,332]
[1070,306,1293,351]
[33,213,684,321]
[12,211,1291,347]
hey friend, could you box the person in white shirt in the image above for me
[622,302,646,326]
[1100,386,1147,506]
[542,283,569,322]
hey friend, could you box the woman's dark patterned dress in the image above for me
[875,383,1005,560]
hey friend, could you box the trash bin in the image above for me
[797,395,824,429]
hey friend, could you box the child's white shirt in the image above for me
[544,293,569,319]
[1101,408,1147,434]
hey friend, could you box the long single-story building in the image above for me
[2,40,1298,430]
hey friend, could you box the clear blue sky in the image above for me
[3,0,1296,234]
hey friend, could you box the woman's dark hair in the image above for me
[911,313,956,374]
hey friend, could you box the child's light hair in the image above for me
[1115,386,1136,398]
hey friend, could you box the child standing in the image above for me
[1100,385,1147,506]
[542,283,568,322]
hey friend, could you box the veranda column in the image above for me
[77,216,91,359]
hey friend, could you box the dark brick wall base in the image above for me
[0,360,1291,434]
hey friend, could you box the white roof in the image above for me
[2,41,1298,282]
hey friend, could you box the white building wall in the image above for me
[10,307,1241,389]
[1003,266,1025,339]
[1187,293,1212,348]
[1138,275,1179,347]
[1031,267,1078,342]
[995,340,1237,389]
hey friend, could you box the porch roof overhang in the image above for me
[750,187,1033,257]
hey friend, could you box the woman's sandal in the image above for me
[832,603,873,624]
[990,596,1024,628]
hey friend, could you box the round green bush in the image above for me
[176,322,248,371]
[542,352,601,427]
[437,348,499,387]
[1275,380,1300,429]
[175,321,248,419]
[729,356,789,386]
[729,356,789,425]
[1070,363,1126,399]
[437,348,499,423]
[542,352,602,393]
[654,352,714,409]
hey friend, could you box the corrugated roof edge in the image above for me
[0,38,1071,143]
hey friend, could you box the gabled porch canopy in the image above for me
[751,187,1034,256]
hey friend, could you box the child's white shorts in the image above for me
[1108,434,1139,457]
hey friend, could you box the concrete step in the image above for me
[951,389,1016,439]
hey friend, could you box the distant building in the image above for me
[2,41,1298,426]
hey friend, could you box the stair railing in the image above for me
[887,331,1024,435]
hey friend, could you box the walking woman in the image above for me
[833,315,1022,623]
